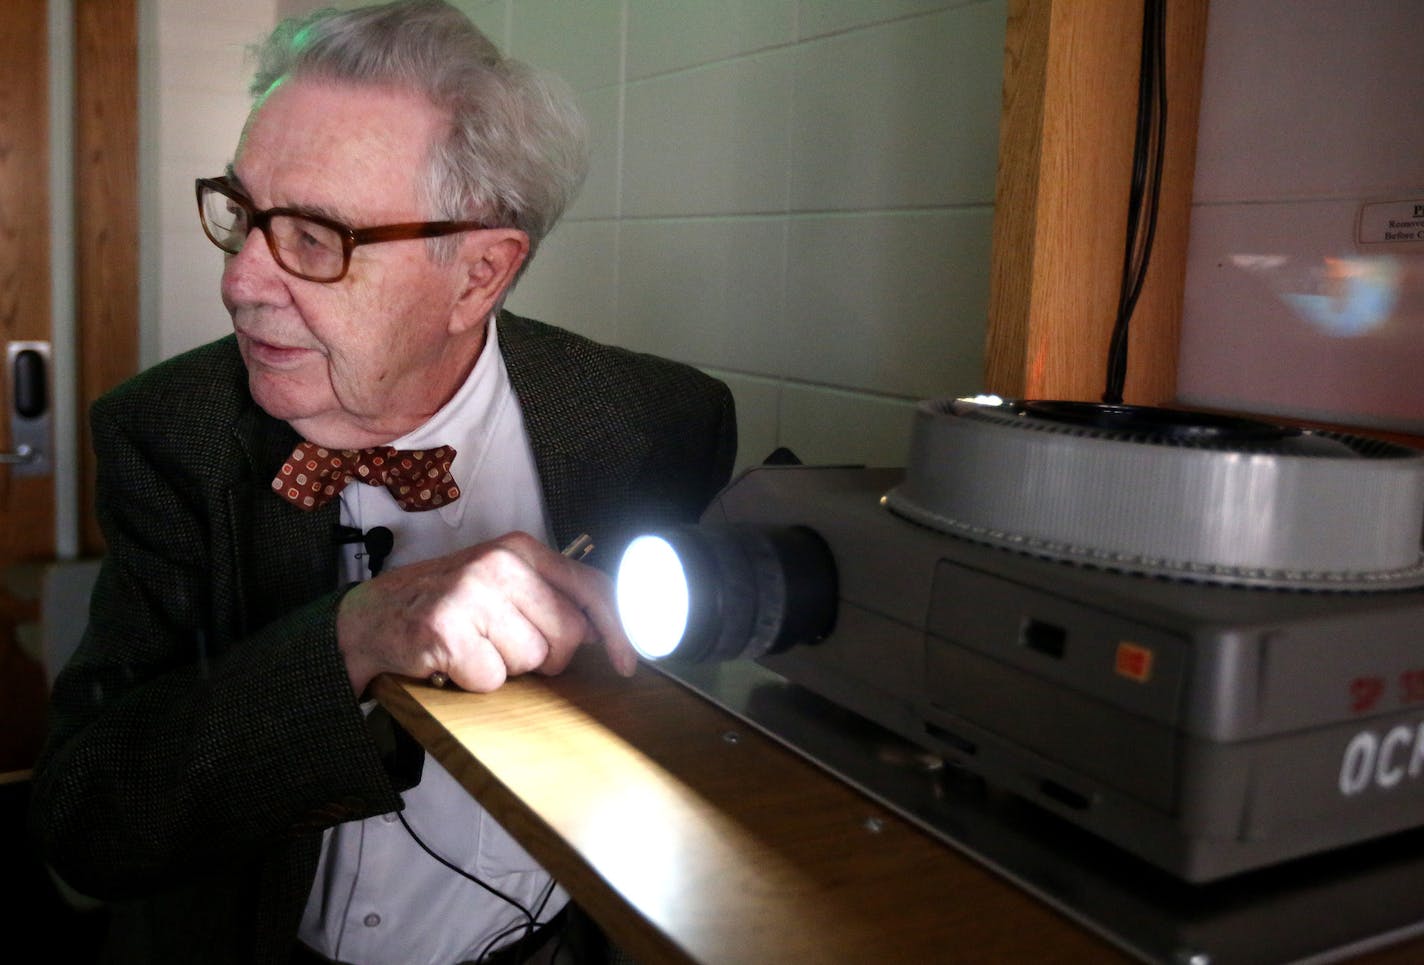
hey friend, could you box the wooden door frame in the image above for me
[0,0,52,775]
[74,0,140,554]
[0,0,135,777]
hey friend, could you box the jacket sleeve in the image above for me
[28,398,408,901]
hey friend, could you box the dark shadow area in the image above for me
[1,778,108,964]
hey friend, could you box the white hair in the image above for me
[249,0,589,265]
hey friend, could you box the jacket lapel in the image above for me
[227,402,341,636]
[498,313,651,549]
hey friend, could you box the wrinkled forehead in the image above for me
[232,75,447,217]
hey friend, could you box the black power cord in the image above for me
[1103,0,1169,405]
[396,810,562,962]
[472,877,560,963]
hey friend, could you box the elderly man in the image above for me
[30,2,735,963]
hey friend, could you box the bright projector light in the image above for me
[616,535,690,659]
[615,524,837,663]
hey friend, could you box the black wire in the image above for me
[1108,0,1161,390]
[1126,0,1169,314]
[530,874,559,922]
[395,810,539,957]
[1105,0,1161,404]
[1106,0,1167,401]
[1103,0,1168,405]
[472,877,562,963]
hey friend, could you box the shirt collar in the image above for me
[389,316,509,527]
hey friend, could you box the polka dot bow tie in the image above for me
[273,441,461,512]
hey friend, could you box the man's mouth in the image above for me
[240,333,316,369]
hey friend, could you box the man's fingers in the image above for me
[519,546,637,677]
[338,532,637,695]
[484,532,635,676]
[444,634,509,693]
[468,539,591,668]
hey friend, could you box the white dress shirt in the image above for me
[298,318,568,964]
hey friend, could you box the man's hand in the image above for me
[335,531,637,696]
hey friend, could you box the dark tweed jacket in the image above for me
[29,311,736,964]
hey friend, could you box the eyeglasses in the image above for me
[195,176,490,283]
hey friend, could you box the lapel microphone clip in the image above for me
[334,524,395,577]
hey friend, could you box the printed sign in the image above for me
[1359,199,1424,246]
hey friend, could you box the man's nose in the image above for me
[221,228,290,305]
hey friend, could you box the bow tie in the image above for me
[272,441,461,512]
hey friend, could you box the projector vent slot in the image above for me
[925,722,977,757]
[1039,779,1094,812]
[1020,618,1067,659]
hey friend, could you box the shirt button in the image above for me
[382,812,398,823]
[364,913,381,928]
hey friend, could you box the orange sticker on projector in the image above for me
[1115,642,1153,683]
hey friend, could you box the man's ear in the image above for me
[449,229,529,335]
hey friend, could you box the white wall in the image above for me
[1177,0,1424,435]
[496,0,1003,470]
[143,0,277,365]
[145,0,1005,472]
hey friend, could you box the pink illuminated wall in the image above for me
[1177,0,1424,435]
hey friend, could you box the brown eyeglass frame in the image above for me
[195,176,491,282]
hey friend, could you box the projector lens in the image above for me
[615,524,837,663]
[616,535,690,660]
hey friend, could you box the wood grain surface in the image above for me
[374,655,1125,964]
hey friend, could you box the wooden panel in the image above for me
[982,0,1052,399]
[0,0,55,775]
[0,0,55,563]
[985,0,1209,405]
[374,658,1122,964]
[75,0,140,555]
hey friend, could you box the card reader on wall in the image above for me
[615,397,1424,884]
